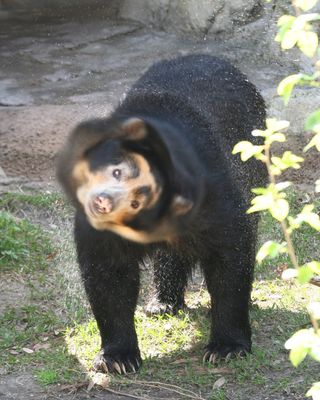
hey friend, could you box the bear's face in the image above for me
[58,117,195,243]
[72,148,164,242]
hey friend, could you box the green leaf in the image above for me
[275,181,293,191]
[256,240,286,263]
[300,72,320,81]
[297,30,319,58]
[266,118,290,132]
[271,151,304,171]
[277,15,296,27]
[266,133,287,144]
[276,15,296,43]
[304,132,320,152]
[297,265,315,283]
[296,13,320,24]
[270,198,289,221]
[297,204,320,230]
[277,75,302,105]
[305,109,320,132]
[251,129,267,138]
[295,0,318,11]
[232,141,264,161]
[307,261,320,274]
[281,29,299,49]
[310,342,320,363]
[247,193,274,214]
[289,346,308,367]
[306,381,320,399]
[285,328,315,367]
[285,329,314,349]
[251,187,268,195]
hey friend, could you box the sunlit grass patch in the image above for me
[66,319,100,370]
[65,308,209,370]
[136,309,205,358]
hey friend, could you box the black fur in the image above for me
[58,55,267,373]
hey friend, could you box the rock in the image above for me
[264,87,320,136]
[0,166,6,178]
[120,0,264,34]
[0,0,119,20]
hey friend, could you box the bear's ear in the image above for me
[170,195,194,216]
[121,117,173,173]
[121,118,148,141]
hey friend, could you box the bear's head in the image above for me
[57,117,205,243]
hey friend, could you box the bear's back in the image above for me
[122,55,267,196]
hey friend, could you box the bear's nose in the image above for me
[92,193,114,214]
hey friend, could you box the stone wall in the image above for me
[0,0,266,33]
[1,0,319,34]
[120,0,264,34]
[0,0,119,20]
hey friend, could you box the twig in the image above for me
[105,387,151,400]
[127,380,206,400]
[310,278,320,288]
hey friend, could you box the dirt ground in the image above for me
[0,14,319,400]
[0,18,319,189]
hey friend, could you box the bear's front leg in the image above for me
[74,212,143,374]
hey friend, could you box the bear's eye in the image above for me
[112,169,121,180]
[131,200,140,209]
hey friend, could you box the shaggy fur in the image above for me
[57,54,267,374]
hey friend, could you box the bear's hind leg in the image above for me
[202,237,255,363]
[145,249,189,316]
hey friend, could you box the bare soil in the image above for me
[0,105,319,191]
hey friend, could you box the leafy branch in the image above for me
[233,0,320,397]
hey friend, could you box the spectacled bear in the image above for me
[57,54,267,374]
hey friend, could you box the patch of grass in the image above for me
[66,319,100,370]
[2,188,320,399]
[64,274,320,398]
[0,305,82,383]
[0,211,53,273]
[136,310,205,358]
[33,346,82,385]
[36,369,60,385]
[1,306,59,359]
[0,191,81,384]
[0,192,67,212]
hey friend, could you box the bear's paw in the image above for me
[94,349,142,374]
[203,341,250,364]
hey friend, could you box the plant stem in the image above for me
[265,143,300,269]
[280,220,299,269]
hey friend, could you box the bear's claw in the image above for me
[94,350,142,374]
[203,342,249,364]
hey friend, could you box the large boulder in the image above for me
[120,0,264,33]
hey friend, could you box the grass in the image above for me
[0,192,68,212]
[0,192,82,384]
[0,211,53,273]
[1,189,320,399]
